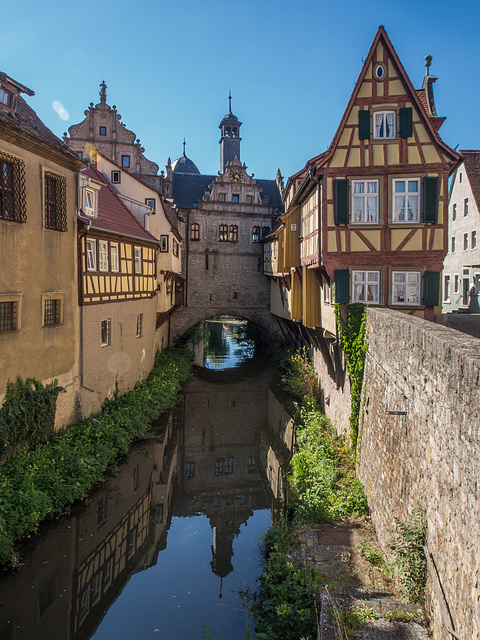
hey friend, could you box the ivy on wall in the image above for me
[335,303,367,448]
[0,377,64,461]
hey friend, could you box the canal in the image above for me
[0,317,295,640]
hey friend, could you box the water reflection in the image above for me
[0,324,294,640]
[192,317,257,370]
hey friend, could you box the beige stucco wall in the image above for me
[0,138,80,428]
[79,297,157,416]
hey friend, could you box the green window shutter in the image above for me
[334,270,350,303]
[423,271,440,306]
[399,107,413,138]
[358,110,371,140]
[334,179,349,224]
[423,176,439,223]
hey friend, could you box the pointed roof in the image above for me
[81,165,157,243]
[459,150,480,212]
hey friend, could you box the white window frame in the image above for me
[352,180,379,224]
[374,111,396,139]
[454,274,459,294]
[110,243,119,272]
[452,203,457,221]
[443,275,451,303]
[87,239,97,271]
[464,233,469,251]
[464,198,469,217]
[392,178,420,223]
[352,270,380,304]
[84,187,99,217]
[391,270,421,306]
[134,246,142,274]
[101,318,111,347]
[99,240,109,272]
[472,230,477,250]
[111,170,121,184]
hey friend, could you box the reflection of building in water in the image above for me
[0,417,179,640]
[176,367,274,588]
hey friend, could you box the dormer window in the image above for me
[0,87,12,107]
[85,189,95,216]
[81,179,101,217]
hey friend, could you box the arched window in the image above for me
[225,126,230,138]
[252,226,260,242]
[232,127,237,137]
[219,224,228,241]
[190,223,200,241]
[229,225,238,242]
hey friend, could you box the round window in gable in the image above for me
[373,63,386,81]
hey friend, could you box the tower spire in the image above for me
[183,137,186,156]
[228,91,232,114]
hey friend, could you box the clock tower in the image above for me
[219,92,242,173]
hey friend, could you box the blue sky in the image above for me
[2,0,480,180]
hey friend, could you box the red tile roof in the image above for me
[82,165,158,243]
[460,150,480,212]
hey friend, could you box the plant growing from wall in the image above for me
[389,508,427,604]
[334,303,367,448]
[0,377,64,461]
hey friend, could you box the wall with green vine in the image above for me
[334,303,367,448]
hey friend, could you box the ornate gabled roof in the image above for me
[81,165,158,243]
[460,150,480,212]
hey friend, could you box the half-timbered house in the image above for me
[77,165,158,415]
[266,26,459,343]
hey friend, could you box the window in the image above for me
[212,497,220,507]
[190,222,200,241]
[451,236,456,253]
[0,301,17,333]
[84,189,96,216]
[247,456,256,473]
[454,275,459,294]
[110,243,119,271]
[373,63,386,80]
[122,155,130,168]
[464,198,469,216]
[0,151,26,223]
[145,198,155,211]
[262,226,270,238]
[464,233,468,251]
[232,194,239,203]
[444,275,451,302]
[44,172,67,231]
[218,193,226,202]
[101,319,111,347]
[214,459,224,476]
[452,203,457,221]
[99,241,109,271]
[392,179,420,223]
[229,224,238,242]
[246,194,253,204]
[86,239,97,270]
[352,180,379,223]
[352,270,380,304]
[186,463,195,478]
[460,172,463,183]
[77,151,83,158]
[160,235,169,252]
[111,170,121,184]
[252,226,260,242]
[43,298,61,327]
[224,458,233,475]
[134,246,142,273]
[392,271,421,305]
[0,87,12,107]
[374,111,396,139]
[219,224,228,241]
[472,230,477,249]
[136,313,143,338]
[99,126,106,136]
[172,239,179,257]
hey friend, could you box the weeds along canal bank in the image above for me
[0,347,193,566]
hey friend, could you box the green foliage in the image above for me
[335,303,367,447]
[241,523,323,640]
[357,539,391,576]
[281,348,319,401]
[0,377,64,460]
[389,509,427,604]
[0,347,193,566]
[288,397,368,523]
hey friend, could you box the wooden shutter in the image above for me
[423,176,439,223]
[358,110,371,140]
[399,107,413,138]
[334,270,350,303]
[334,179,349,225]
[423,271,440,306]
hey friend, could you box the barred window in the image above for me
[0,301,17,332]
[0,151,26,223]
[44,299,61,326]
[44,172,67,231]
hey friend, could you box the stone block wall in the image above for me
[358,308,480,640]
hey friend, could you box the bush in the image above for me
[0,347,192,565]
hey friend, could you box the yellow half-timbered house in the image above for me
[77,165,158,415]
